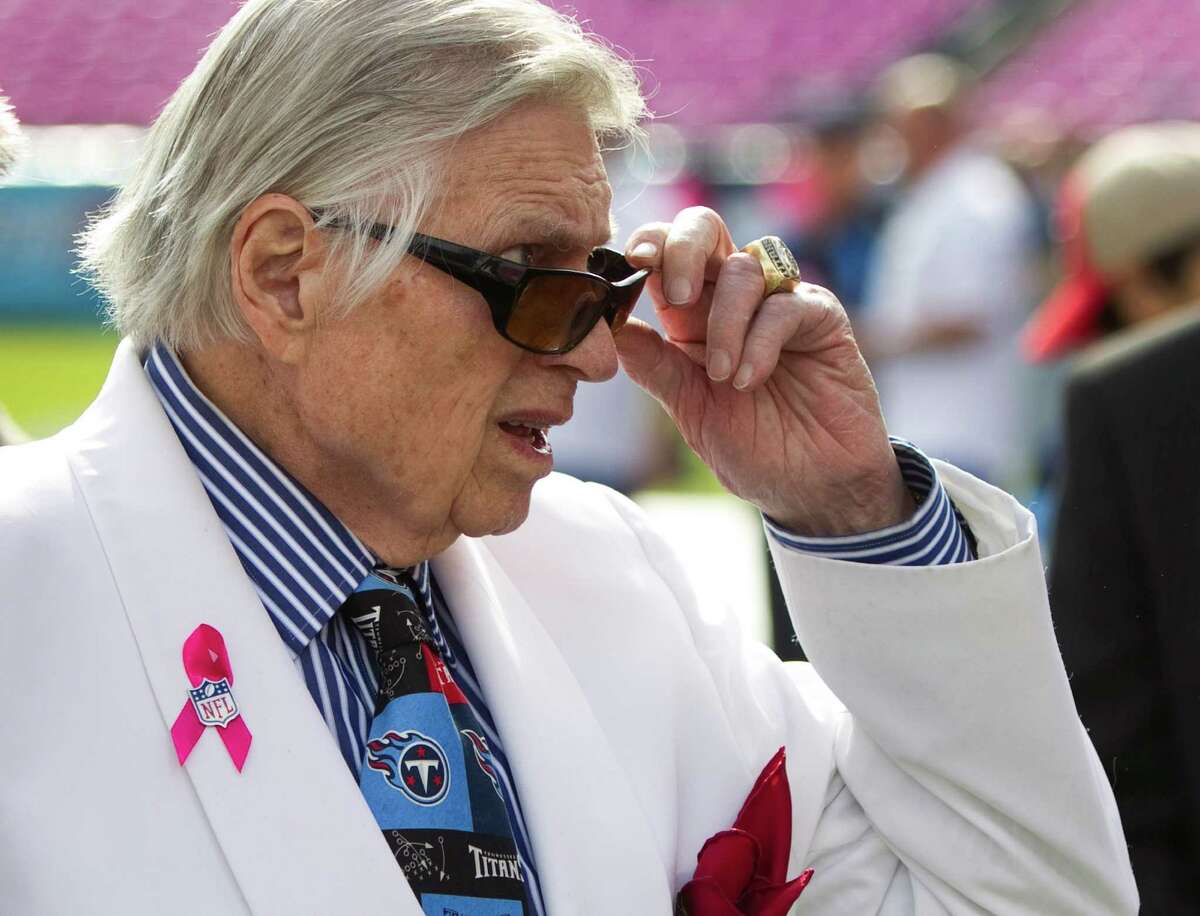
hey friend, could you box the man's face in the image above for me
[292,102,618,551]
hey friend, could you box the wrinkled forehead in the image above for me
[431,102,617,255]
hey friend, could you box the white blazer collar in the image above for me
[434,537,674,913]
[69,340,674,913]
[66,341,417,915]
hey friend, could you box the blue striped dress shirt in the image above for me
[145,343,548,913]
[765,439,974,564]
[144,340,971,915]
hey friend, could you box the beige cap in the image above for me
[1079,121,1200,274]
[1024,121,1200,361]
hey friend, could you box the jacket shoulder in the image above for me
[1072,307,1200,391]
[509,472,647,548]
[0,435,78,521]
[1066,308,1200,435]
[488,472,715,636]
[0,435,96,579]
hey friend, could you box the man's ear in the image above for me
[230,193,328,363]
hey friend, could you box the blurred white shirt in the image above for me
[865,145,1036,485]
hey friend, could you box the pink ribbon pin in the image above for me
[170,624,252,772]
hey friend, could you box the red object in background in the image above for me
[1023,176,1111,362]
[675,747,814,916]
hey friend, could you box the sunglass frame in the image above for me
[314,210,649,355]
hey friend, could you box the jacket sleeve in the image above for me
[763,463,1136,913]
[599,463,1137,914]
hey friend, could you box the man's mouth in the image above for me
[499,421,552,455]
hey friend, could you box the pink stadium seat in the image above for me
[0,0,985,125]
[976,0,1200,135]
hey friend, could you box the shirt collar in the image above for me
[144,341,375,656]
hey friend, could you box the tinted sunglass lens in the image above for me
[608,299,635,335]
[507,275,608,353]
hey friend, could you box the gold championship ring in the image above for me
[740,236,802,296]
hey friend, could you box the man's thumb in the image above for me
[614,318,695,410]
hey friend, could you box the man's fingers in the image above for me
[661,207,732,307]
[625,223,690,316]
[657,278,714,347]
[614,318,704,410]
[705,251,766,381]
[623,222,672,268]
[625,208,735,310]
[733,285,848,390]
[731,294,803,390]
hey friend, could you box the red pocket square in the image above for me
[676,748,814,916]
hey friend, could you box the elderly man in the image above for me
[0,2,1133,914]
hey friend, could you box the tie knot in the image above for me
[343,567,431,658]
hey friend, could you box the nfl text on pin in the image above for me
[170,624,253,772]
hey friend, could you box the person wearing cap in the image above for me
[1027,121,1200,912]
[859,54,1038,489]
[1024,121,1200,359]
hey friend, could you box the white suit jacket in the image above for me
[0,343,1136,915]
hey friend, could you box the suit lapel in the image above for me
[66,343,417,916]
[433,537,674,913]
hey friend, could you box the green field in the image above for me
[0,323,119,438]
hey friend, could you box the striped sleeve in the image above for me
[765,439,976,565]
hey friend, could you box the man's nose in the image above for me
[546,316,619,383]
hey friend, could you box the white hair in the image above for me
[79,0,647,350]
[0,95,25,178]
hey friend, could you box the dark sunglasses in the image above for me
[312,209,650,355]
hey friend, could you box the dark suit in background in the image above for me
[1051,307,1200,912]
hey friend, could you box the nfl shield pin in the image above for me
[188,677,240,728]
[171,625,253,771]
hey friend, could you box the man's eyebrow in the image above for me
[494,216,615,252]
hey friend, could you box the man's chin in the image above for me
[452,486,535,539]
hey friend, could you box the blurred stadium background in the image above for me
[3,0,1198,640]
[5,0,1200,435]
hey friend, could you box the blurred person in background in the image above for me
[0,91,29,447]
[787,100,888,320]
[771,102,889,660]
[1024,122,1200,360]
[859,54,1038,489]
[985,109,1088,543]
[1027,121,1200,912]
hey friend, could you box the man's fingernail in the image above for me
[666,278,691,305]
[733,364,754,389]
[629,242,657,259]
[708,349,732,381]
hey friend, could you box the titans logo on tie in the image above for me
[366,730,451,806]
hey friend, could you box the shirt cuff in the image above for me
[765,439,976,566]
